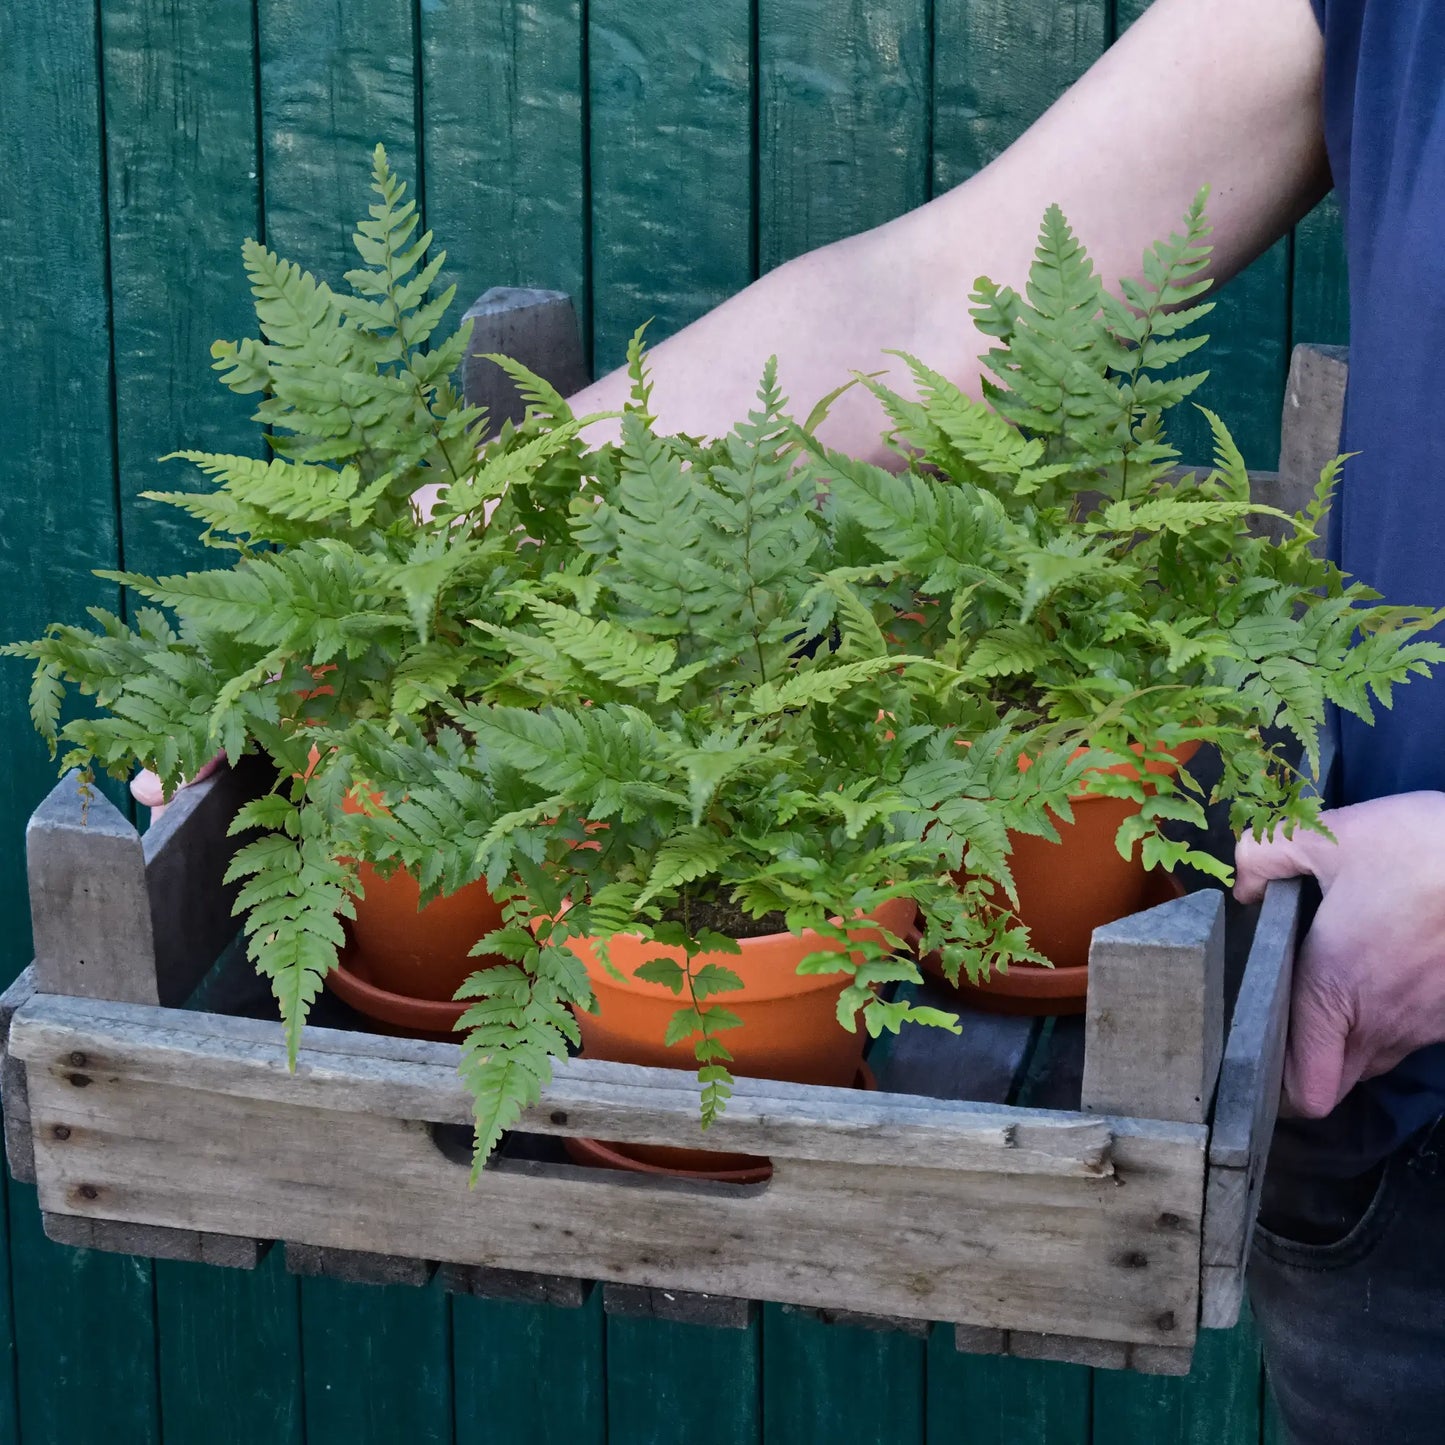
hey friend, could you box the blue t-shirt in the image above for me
[1300,0,1445,1166]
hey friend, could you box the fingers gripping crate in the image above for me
[0,299,1345,1376]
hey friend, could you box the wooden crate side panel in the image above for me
[588,0,753,372]
[18,1038,1204,1347]
[420,0,588,336]
[101,0,263,582]
[757,0,929,272]
[453,1289,606,1445]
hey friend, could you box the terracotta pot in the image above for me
[325,794,507,1032]
[929,739,1201,1010]
[564,895,916,1172]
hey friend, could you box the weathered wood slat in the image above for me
[42,1213,265,1269]
[15,999,1205,1345]
[283,1243,435,1288]
[438,1263,592,1310]
[1081,888,1225,1125]
[1275,343,1349,550]
[27,776,157,1004]
[11,996,1123,1178]
[603,1283,756,1330]
[0,967,36,1183]
[782,1303,931,1339]
[461,288,589,432]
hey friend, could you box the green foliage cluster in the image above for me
[9,160,1444,1175]
[815,194,1445,871]
[4,147,604,1062]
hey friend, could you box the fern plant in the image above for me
[5,147,608,1063]
[350,342,1094,1167]
[808,192,1445,876]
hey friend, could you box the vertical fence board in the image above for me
[931,0,1106,195]
[757,0,929,273]
[258,0,418,282]
[301,1276,454,1445]
[926,1334,1090,1445]
[421,0,588,341]
[588,0,752,372]
[8,1186,161,1444]
[0,4,158,1437]
[1291,194,1349,349]
[762,1304,925,1445]
[101,0,263,580]
[1112,0,1290,469]
[156,1252,303,1445]
[606,1313,761,1445]
[0,1177,15,1438]
[452,1291,606,1445]
[1092,1317,1263,1445]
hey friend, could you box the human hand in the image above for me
[130,753,226,821]
[1234,791,1445,1117]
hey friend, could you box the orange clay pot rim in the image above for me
[327,944,468,1033]
[567,895,918,1005]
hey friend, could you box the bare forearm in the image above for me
[571,0,1328,461]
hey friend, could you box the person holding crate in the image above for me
[562,1,1445,1440]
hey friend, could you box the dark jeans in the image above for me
[1249,1111,1445,1444]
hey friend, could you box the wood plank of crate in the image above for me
[284,1242,435,1288]
[950,1325,1191,1376]
[41,1213,266,1269]
[0,967,36,1183]
[1198,729,1335,1328]
[460,287,590,430]
[1080,888,1225,1125]
[26,755,270,1009]
[11,996,1206,1348]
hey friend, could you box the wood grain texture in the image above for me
[439,1262,591,1308]
[932,0,1106,194]
[11,996,1121,1176]
[420,0,587,325]
[762,1301,925,1445]
[8,1182,160,1445]
[41,1213,264,1268]
[929,1334,1090,1445]
[1292,194,1350,349]
[603,1282,755,1329]
[1114,1,1292,471]
[257,0,417,281]
[588,0,752,372]
[1093,1309,1264,1442]
[461,288,591,431]
[284,1242,435,1288]
[100,0,262,581]
[757,0,928,272]
[1276,342,1348,561]
[26,775,157,1004]
[1082,888,1225,1125]
[607,1310,761,1445]
[155,1250,303,1445]
[1,969,37,1184]
[15,996,1206,1345]
[299,1274,453,1445]
[453,1288,606,1445]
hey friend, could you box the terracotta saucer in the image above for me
[923,868,1189,1017]
[564,1060,878,1184]
[325,943,468,1042]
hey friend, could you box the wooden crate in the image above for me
[0,297,1347,1376]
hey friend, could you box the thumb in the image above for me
[1234,818,1340,905]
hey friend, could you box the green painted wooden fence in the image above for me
[0,1,1347,1440]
